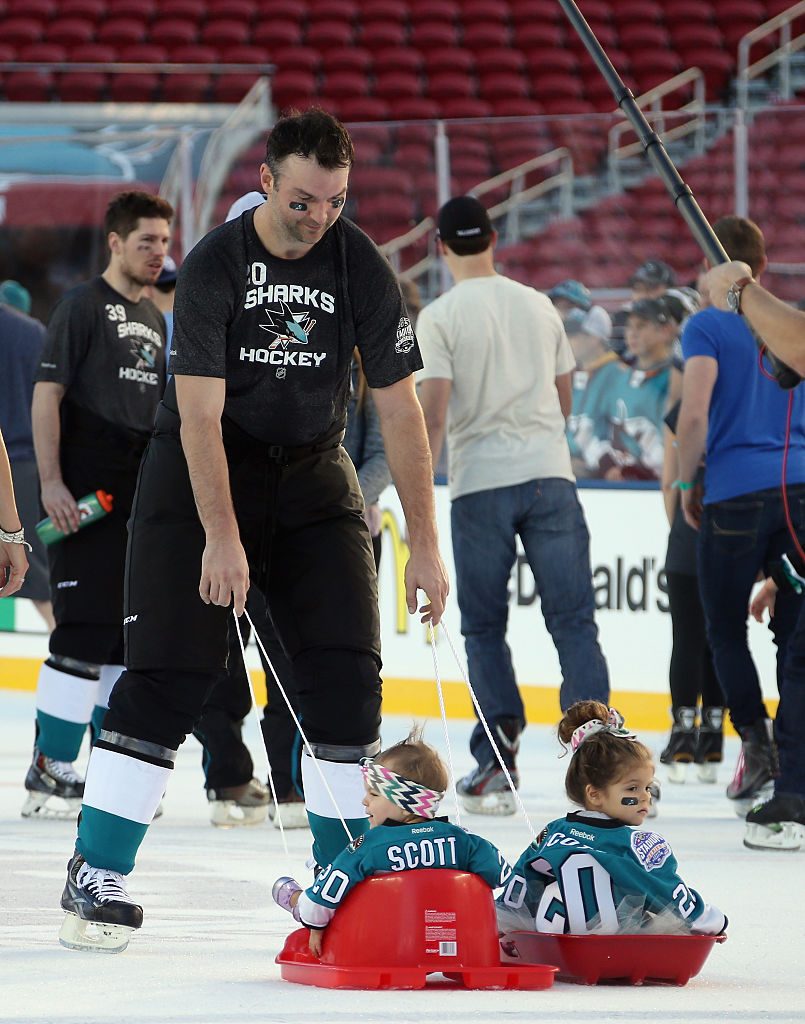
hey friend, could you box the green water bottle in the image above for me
[35,490,114,546]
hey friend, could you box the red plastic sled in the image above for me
[500,930,726,986]
[275,869,557,990]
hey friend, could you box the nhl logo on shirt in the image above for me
[630,830,671,872]
[395,316,415,354]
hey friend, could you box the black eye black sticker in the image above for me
[289,201,307,211]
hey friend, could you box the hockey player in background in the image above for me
[273,728,512,957]
[497,701,727,936]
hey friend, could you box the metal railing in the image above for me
[608,68,707,190]
[380,145,574,289]
[736,0,805,110]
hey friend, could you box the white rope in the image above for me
[242,608,356,845]
[233,612,288,855]
[428,623,461,827]
[440,619,536,840]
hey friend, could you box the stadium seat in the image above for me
[18,42,67,62]
[474,48,526,76]
[438,96,492,118]
[360,0,408,25]
[664,1,715,27]
[212,72,262,103]
[524,49,579,75]
[4,19,44,47]
[150,19,200,47]
[106,0,158,16]
[157,0,206,17]
[306,21,355,49]
[98,19,147,46]
[509,0,561,24]
[478,72,530,101]
[7,0,55,16]
[338,96,392,122]
[712,0,765,21]
[270,46,321,73]
[427,71,475,100]
[360,22,407,49]
[58,70,109,101]
[161,71,211,102]
[388,96,440,119]
[461,0,510,24]
[206,0,258,20]
[374,70,423,100]
[220,45,270,65]
[669,24,725,51]
[564,22,618,49]
[512,23,564,49]
[629,51,683,88]
[58,0,106,18]
[462,22,511,50]
[120,43,169,63]
[200,21,250,48]
[270,67,317,108]
[428,48,476,75]
[611,0,663,23]
[409,0,459,20]
[169,43,219,64]
[252,21,304,48]
[678,48,733,95]
[321,70,366,99]
[3,70,52,100]
[532,71,585,102]
[309,0,358,18]
[373,47,424,75]
[618,24,672,51]
[109,71,159,101]
[68,42,117,62]
[393,141,433,172]
[47,18,96,46]
[410,22,460,51]
[320,47,372,76]
[489,97,543,117]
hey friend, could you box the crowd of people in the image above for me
[0,108,802,962]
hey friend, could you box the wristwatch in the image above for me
[726,276,754,315]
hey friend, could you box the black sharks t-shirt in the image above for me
[169,213,422,446]
[36,277,166,436]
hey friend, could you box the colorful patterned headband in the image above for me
[570,708,637,752]
[360,759,444,819]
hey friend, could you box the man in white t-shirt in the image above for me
[417,196,609,815]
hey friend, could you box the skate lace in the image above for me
[45,758,83,785]
[79,864,136,905]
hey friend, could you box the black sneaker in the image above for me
[660,707,696,783]
[695,706,724,783]
[744,792,805,851]
[726,717,779,812]
[457,763,520,816]
[22,747,84,820]
[59,852,143,953]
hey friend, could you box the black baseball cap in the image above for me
[628,259,676,288]
[629,296,681,325]
[437,195,493,244]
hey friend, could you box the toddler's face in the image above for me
[362,763,409,828]
[594,762,655,826]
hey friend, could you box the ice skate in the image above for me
[695,707,724,784]
[21,747,84,820]
[659,707,696,784]
[268,788,309,830]
[272,876,303,921]
[59,852,143,953]
[726,718,778,814]
[208,777,270,828]
[457,764,519,815]
[647,780,661,819]
[744,793,805,851]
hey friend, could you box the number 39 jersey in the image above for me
[296,818,512,929]
[497,811,727,936]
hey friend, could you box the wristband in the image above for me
[672,480,694,491]
[0,525,32,551]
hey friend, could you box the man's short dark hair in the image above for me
[265,108,355,181]
[713,215,766,277]
[104,191,174,241]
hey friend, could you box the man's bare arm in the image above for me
[175,375,249,615]
[676,356,718,530]
[555,372,572,420]
[703,261,805,377]
[371,375,449,624]
[31,381,80,534]
[417,377,451,473]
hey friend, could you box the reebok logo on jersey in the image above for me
[569,829,596,841]
[630,830,671,872]
[396,316,415,354]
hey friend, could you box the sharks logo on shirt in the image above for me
[259,300,317,349]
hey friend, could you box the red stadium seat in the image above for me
[109,71,159,100]
[669,24,725,51]
[393,141,433,172]
[4,19,44,46]
[410,22,459,51]
[320,47,372,76]
[18,42,67,62]
[220,45,270,65]
[360,0,408,24]
[258,0,308,18]
[206,0,258,20]
[68,42,117,61]
[270,67,317,107]
[161,71,211,102]
[97,19,147,46]
[426,71,475,100]
[438,96,492,118]
[462,21,511,50]
[4,70,53,100]
[58,0,106,18]
[374,47,424,75]
[509,0,560,25]
[427,48,476,74]
[169,43,219,64]
[306,20,355,48]
[618,24,671,51]
[388,96,440,119]
[512,23,564,50]
[200,21,250,48]
[212,72,262,103]
[664,2,716,27]
[373,70,423,100]
[106,0,158,16]
[524,49,579,75]
[58,71,108,100]
[478,72,530,101]
[338,96,392,122]
[474,48,526,76]
[47,18,96,46]
[711,0,765,22]
[309,0,358,18]
[676,48,733,95]
[532,71,585,102]
[252,20,304,48]
[489,97,543,117]
[611,0,663,23]
[461,0,510,24]
[321,70,366,99]
[157,0,205,17]
[150,19,200,47]
[119,42,169,63]
[564,21,618,50]
[409,0,459,20]
[7,0,55,15]
[270,46,321,73]
[359,22,407,49]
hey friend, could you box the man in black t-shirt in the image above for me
[60,110,449,954]
[23,191,173,822]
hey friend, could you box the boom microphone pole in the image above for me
[558,0,802,389]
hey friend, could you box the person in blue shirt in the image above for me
[497,700,727,936]
[273,727,512,957]
[677,216,805,816]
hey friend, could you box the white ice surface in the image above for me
[1,690,804,1024]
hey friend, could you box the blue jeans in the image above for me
[451,478,609,769]
[697,487,805,732]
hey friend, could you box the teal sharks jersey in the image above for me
[496,812,726,935]
[297,817,512,929]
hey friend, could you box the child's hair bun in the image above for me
[558,700,611,745]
